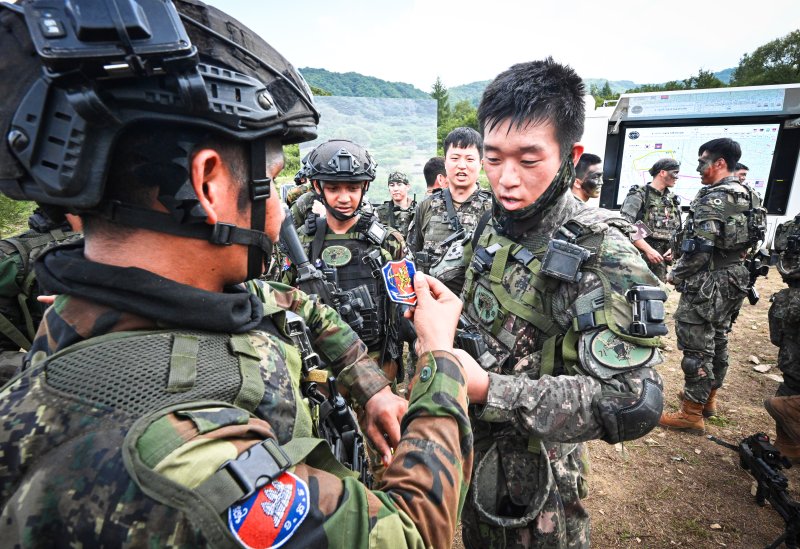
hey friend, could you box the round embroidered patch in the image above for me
[321,245,352,267]
[228,471,310,549]
[589,329,654,369]
[473,285,499,325]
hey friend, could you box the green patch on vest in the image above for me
[589,329,655,370]
[321,245,352,267]
[473,285,499,325]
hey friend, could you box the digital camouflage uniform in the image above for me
[284,182,316,229]
[0,221,80,384]
[459,166,665,549]
[769,216,800,397]
[408,186,493,295]
[375,199,416,240]
[0,242,472,548]
[619,184,682,282]
[671,176,765,405]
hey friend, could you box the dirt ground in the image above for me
[453,274,800,549]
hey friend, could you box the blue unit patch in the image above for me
[381,258,417,305]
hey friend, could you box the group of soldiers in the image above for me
[0,0,796,548]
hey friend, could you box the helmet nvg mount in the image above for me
[0,0,319,279]
[306,139,377,221]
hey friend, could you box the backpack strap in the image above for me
[442,189,462,232]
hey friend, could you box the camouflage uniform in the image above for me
[0,242,472,548]
[619,184,682,282]
[671,176,764,404]
[408,186,493,295]
[459,169,665,548]
[769,216,800,397]
[375,199,416,240]
[0,220,80,384]
[284,182,316,230]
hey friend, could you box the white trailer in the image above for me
[585,84,800,245]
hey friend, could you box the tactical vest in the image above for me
[2,323,352,546]
[418,188,492,271]
[301,221,393,352]
[0,228,80,350]
[376,200,415,238]
[773,215,800,280]
[463,212,660,376]
[688,178,766,253]
[628,185,682,241]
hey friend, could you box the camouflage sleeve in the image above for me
[477,226,664,444]
[265,281,390,407]
[619,190,642,223]
[290,191,317,229]
[133,351,471,548]
[671,192,723,282]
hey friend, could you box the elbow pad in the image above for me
[596,378,663,444]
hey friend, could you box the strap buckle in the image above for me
[221,438,292,497]
[210,222,236,245]
[250,178,272,201]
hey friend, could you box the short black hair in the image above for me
[423,156,446,188]
[84,123,249,236]
[478,57,585,159]
[735,162,749,171]
[698,138,741,171]
[576,153,602,179]
[443,127,483,158]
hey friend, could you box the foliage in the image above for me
[624,68,726,95]
[300,68,430,99]
[0,195,35,238]
[731,29,800,86]
[436,100,480,155]
[430,77,451,125]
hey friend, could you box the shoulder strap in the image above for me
[472,211,493,250]
[442,189,462,232]
[387,203,396,228]
[310,218,328,263]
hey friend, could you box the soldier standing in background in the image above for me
[423,156,447,195]
[459,58,665,548]
[765,214,800,460]
[661,138,766,432]
[375,171,416,239]
[619,158,683,282]
[735,162,749,184]
[570,152,603,203]
[408,127,492,294]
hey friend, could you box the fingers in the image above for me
[366,423,392,465]
[414,273,452,302]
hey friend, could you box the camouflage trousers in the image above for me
[673,266,748,404]
[768,287,800,396]
[461,435,590,549]
[640,238,672,282]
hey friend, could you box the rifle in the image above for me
[744,249,771,305]
[709,433,800,548]
[279,214,373,487]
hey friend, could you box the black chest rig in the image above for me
[462,219,603,375]
[303,216,392,351]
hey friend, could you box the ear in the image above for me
[570,143,585,166]
[312,180,323,195]
[190,148,229,226]
[573,179,582,190]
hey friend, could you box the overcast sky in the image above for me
[204,1,799,92]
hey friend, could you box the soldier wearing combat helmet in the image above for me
[459,58,665,548]
[0,2,477,547]
[619,157,683,282]
[375,171,416,239]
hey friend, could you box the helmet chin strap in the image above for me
[246,140,273,280]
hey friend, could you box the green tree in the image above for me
[600,81,613,98]
[430,77,452,125]
[731,29,800,86]
[683,68,725,89]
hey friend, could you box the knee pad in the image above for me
[681,353,705,377]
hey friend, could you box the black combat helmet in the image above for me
[0,0,319,278]
[306,139,377,220]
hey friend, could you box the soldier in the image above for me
[409,127,492,295]
[735,162,749,184]
[459,58,665,548]
[0,2,476,547]
[764,215,800,460]
[423,156,447,195]
[660,138,766,432]
[619,158,683,282]
[0,207,81,383]
[570,152,603,203]
[375,171,416,239]
[280,140,411,477]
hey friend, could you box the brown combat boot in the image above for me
[677,388,718,418]
[764,395,800,450]
[659,399,705,433]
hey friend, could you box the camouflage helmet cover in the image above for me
[387,171,409,185]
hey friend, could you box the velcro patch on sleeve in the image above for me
[227,471,309,548]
